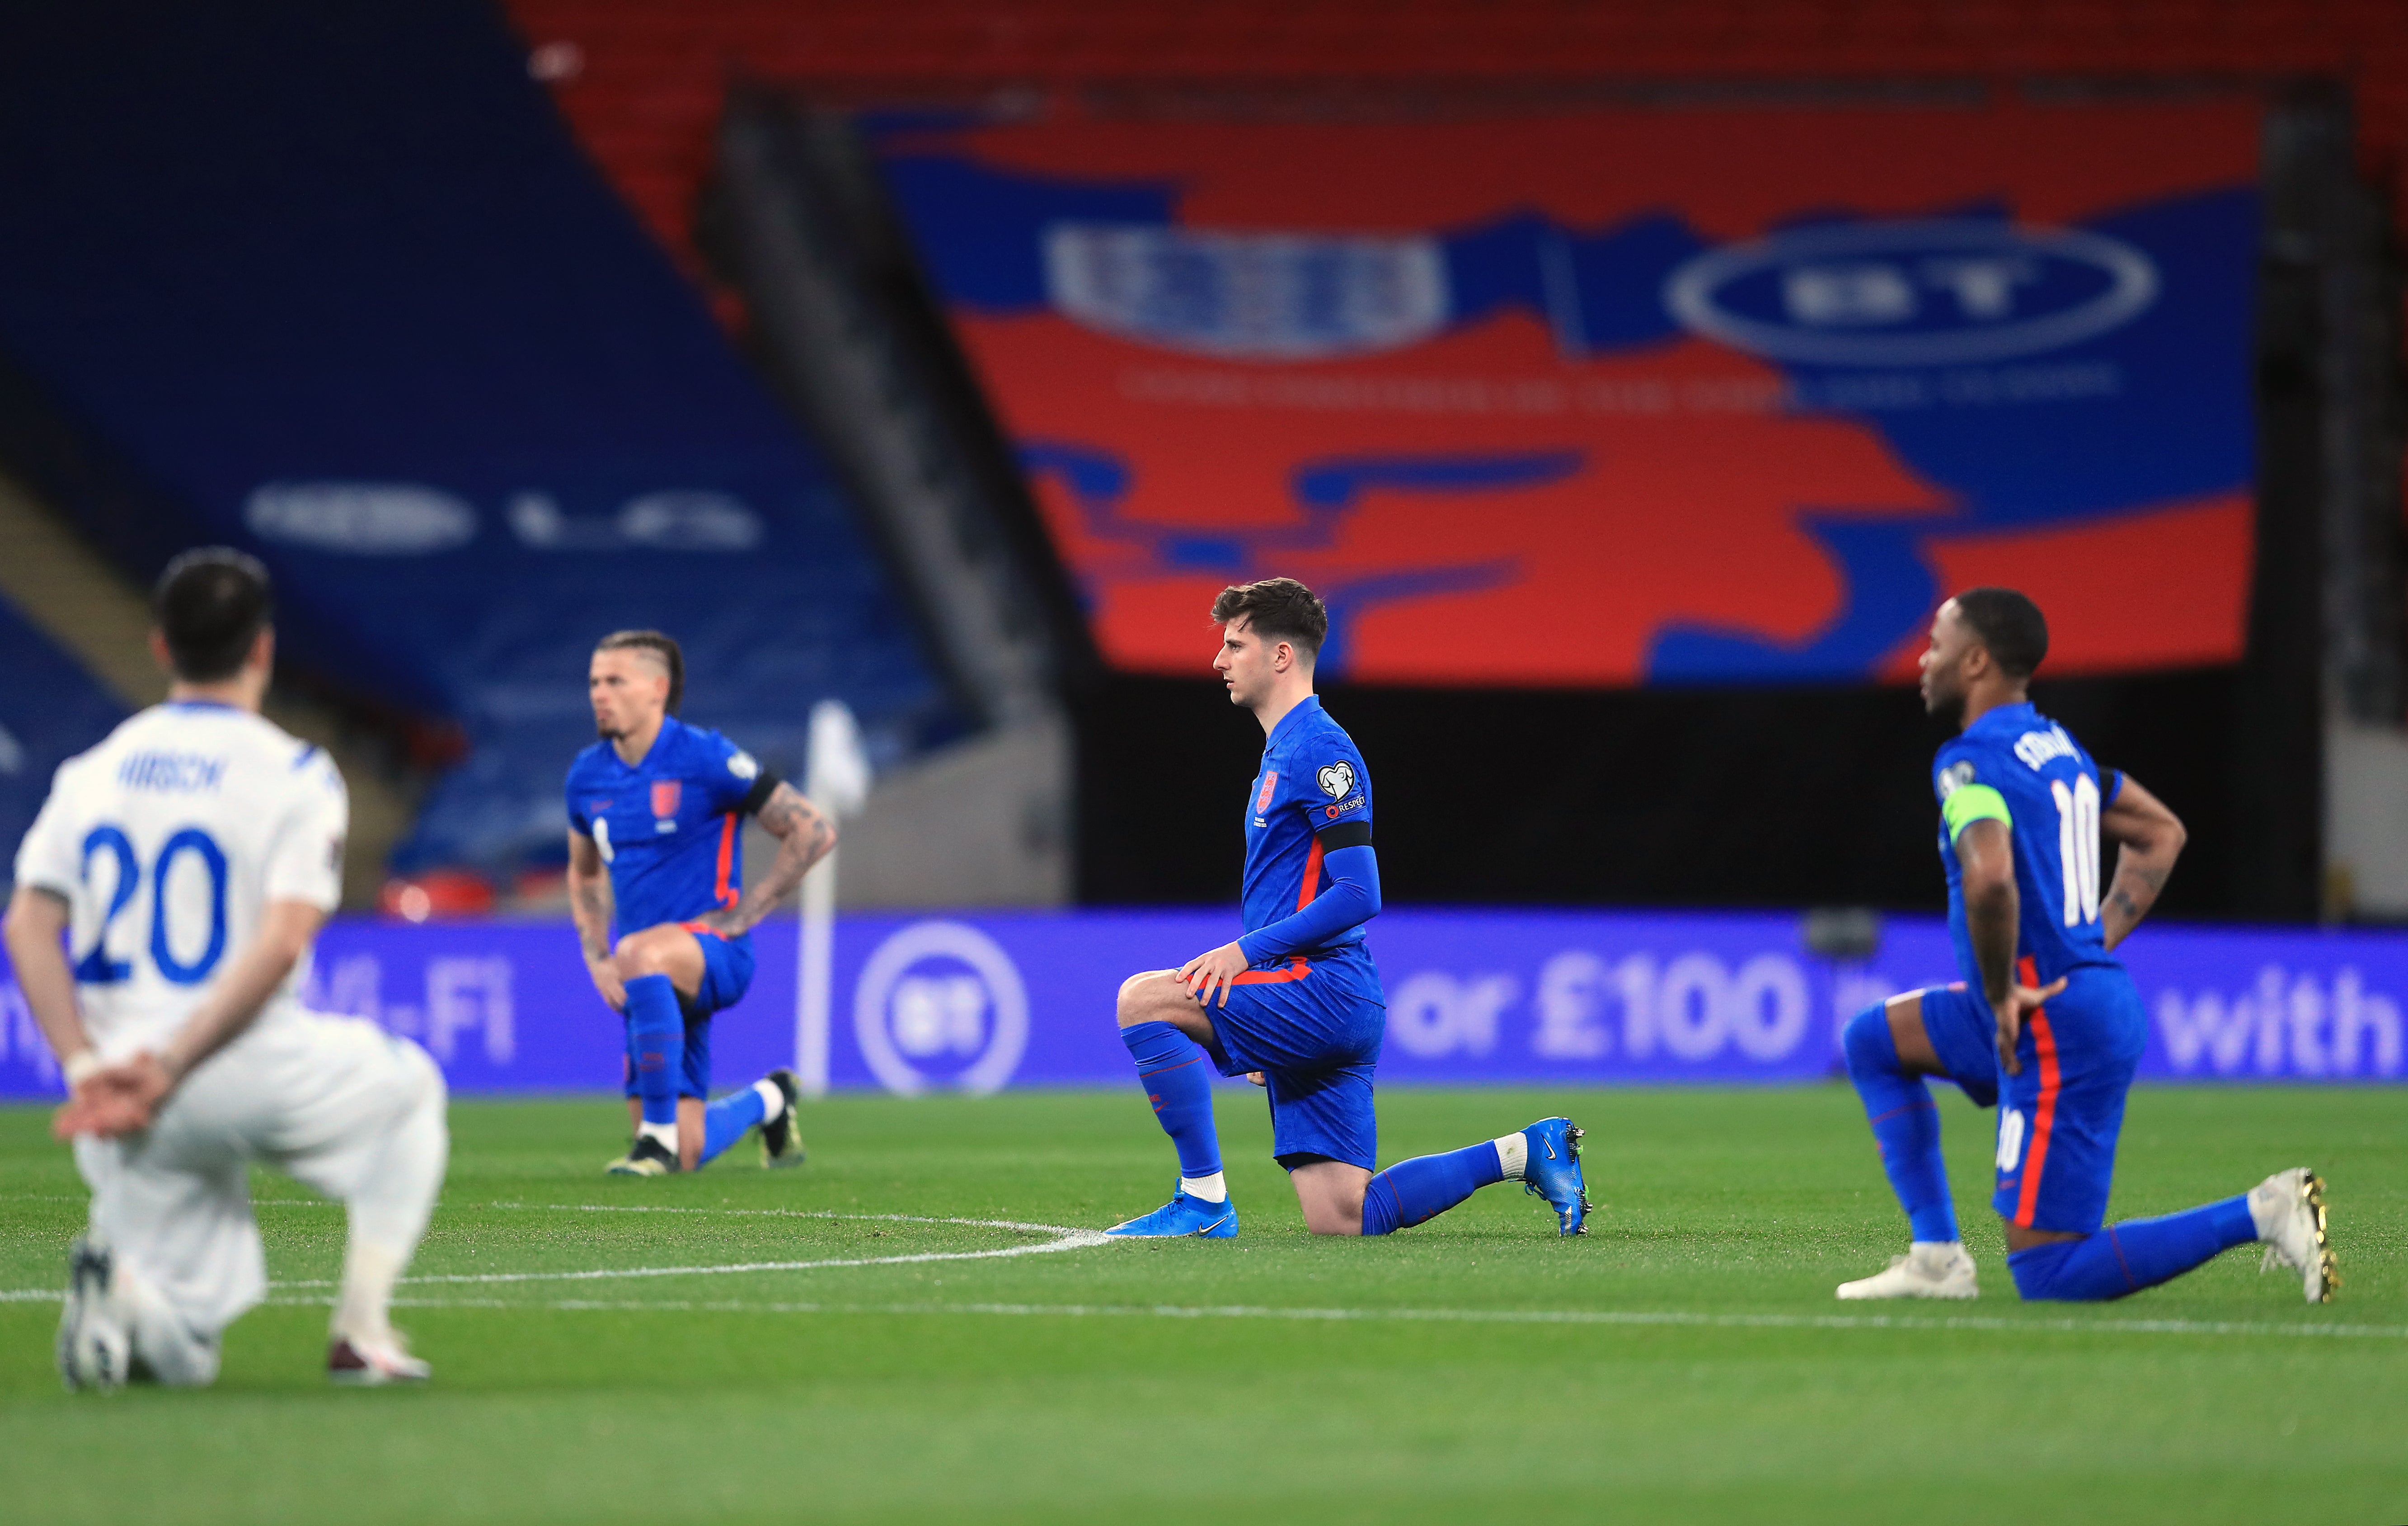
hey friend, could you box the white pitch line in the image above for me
[0,1193,338,1207]
[280,1295,2408,1343]
[6,1198,2396,1342]
[1,1204,1113,1298]
[272,1208,1112,1290]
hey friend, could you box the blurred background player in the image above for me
[1104,578,1591,1239]
[567,630,833,1176]
[8,549,450,1388]
[1836,588,2338,1303]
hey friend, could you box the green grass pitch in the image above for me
[1,1083,2401,1525]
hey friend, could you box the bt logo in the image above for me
[852,921,1029,1096]
[1664,220,2159,367]
[889,974,988,1059]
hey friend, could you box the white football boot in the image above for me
[329,1333,432,1386]
[1836,1241,1979,1300]
[2248,1168,2338,1305]
[56,1237,132,1392]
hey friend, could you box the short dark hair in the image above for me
[1953,587,2048,680]
[595,629,684,713]
[154,547,273,682]
[1210,577,1328,659]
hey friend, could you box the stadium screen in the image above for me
[869,98,2258,687]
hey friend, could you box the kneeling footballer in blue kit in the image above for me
[1836,589,2336,1303]
[1103,578,1589,1239]
[565,630,837,1177]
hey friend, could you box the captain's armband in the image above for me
[1941,783,2011,839]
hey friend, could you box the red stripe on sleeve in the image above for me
[1296,837,1324,913]
[713,815,737,907]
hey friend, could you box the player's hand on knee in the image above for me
[1178,941,1250,1008]
[585,955,626,1012]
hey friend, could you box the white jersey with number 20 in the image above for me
[12,700,347,1060]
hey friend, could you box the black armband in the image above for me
[1314,820,1372,851]
[737,770,784,818]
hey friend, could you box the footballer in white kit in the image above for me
[4,549,449,1388]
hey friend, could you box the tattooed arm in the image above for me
[695,782,836,938]
[2098,772,2185,951]
[567,829,624,1011]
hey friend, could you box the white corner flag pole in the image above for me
[796,699,869,1099]
[796,838,838,1100]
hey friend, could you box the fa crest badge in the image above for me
[651,780,682,818]
[1255,771,1279,811]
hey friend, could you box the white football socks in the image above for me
[336,1069,445,1348]
[1181,1172,1228,1204]
[333,1239,408,1348]
[638,1120,679,1151]
[753,1078,787,1121]
[1493,1132,1528,1180]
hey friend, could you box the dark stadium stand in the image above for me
[0,598,126,873]
[0,2,957,884]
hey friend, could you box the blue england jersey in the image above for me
[1242,696,1373,959]
[1933,701,2123,989]
[565,717,771,940]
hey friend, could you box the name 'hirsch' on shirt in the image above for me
[116,752,228,792]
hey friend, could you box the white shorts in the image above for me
[74,1012,445,1337]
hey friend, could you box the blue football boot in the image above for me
[1104,1187,1239,1238]
[1520,1117,1591,1235]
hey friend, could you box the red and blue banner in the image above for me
[869,100,2259,684]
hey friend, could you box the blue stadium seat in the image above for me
[0,599,127,873]
[0,1,954,878]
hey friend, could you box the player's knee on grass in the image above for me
[118,1265,221,1387]
[1290,1161,1370,1236]
[2004,1232,2114,1301]
[137,1328,221,1388]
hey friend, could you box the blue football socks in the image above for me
[2007,1195,2258,1301]
[1361,1141,1508,1235]
[1842,1002,1959,1243]
[624,974,685,1129]
[1122,1021,1224,1180]
[699,1085,770,1165]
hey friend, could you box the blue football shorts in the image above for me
[620,924,757,1100]
[1917,964,2145,1234]
[1916,981,2003,1109]
[1198,946,1385,1172]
